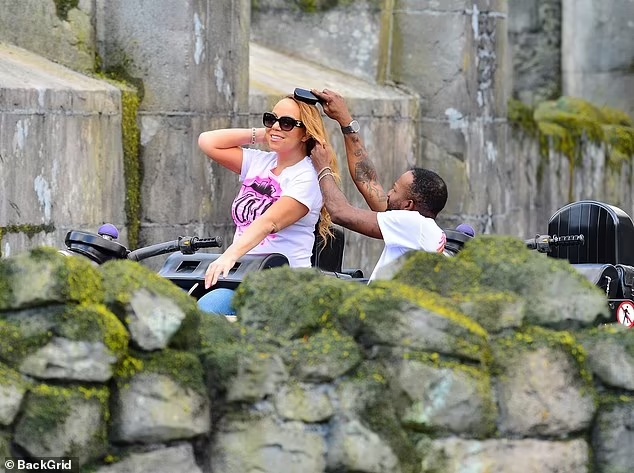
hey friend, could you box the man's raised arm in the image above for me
[312,89,388,212]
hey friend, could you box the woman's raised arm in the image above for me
[198,128,265,174]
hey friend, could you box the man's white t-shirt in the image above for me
[231,148,323,267]
[369,210,446,281]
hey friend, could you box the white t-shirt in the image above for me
[369,210,446,281]
[231,148,323,267]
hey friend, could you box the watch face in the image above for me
[350,120,360,133]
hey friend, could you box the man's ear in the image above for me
[403,199,415,210]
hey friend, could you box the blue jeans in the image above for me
[197,288,236,316]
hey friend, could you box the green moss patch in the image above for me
[0,318,54,368]
[57,303,129,358]
[0,248,104,310]
[100,260,200,349]
[509,96,634,199]
[281,328,362,381]
[138,349,206,396]
[233,266,363,338]
[493,326,593,387]
[53,0,79,21]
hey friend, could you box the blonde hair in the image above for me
[290,96,341,245]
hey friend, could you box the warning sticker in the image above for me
[616,301,634,328]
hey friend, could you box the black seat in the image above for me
[547,200,634,266]
[311,225,345,273]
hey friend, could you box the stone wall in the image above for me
[1,238,633,472]
[508,0,562,104]
[0,43,127,259]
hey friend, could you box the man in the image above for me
[310,89,448,281]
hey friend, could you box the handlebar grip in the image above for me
[550,234,585,246]
[192,236,223,249]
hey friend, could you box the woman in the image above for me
[197,93,340,315]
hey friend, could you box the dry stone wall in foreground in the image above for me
[0,237,633,472]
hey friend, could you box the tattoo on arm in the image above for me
[354,161,387,202]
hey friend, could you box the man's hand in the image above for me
[310,142,332,174]
[312,89,353,127]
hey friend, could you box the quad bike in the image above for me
[60,223,359,300]
[61,200,634,327]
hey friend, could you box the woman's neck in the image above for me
[273,150,306,174]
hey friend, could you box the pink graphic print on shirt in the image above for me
[232,176,282,241]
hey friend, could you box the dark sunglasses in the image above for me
[262,112,304,131]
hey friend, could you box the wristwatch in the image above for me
[341,120,360,134]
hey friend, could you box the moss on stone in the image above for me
[233,266,363,338]
[0,360,28,389]
[15,383,108,460]
[57,303,129,358]
[90,74,142,250]
[509,96,634,200]
[577,324,634,359]
[0,244,100,310]
[493,326,594,388]
[336,280,490,364]
[390,250,483,298]
[139,349,206,396]
[113,355,144,385]
[0,319,53,367]
[282,327,362,381]
[355,362,420,473]
[198,317,284,397]
[18,384,73,435]
[53,0,79,21]
[100,260,200,350]
[119,90,142,249]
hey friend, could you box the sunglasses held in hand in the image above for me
[262,112,305,131]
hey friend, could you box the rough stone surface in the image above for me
[592,401,634,473]
[94,444,203,473]
[112,372,210,443]
[562,0,634,118]
[0,0,96,71]
[496,346,595,436]
[209,417,327,473]
[420,437,590,473]
[0,42,127,257]
[582,335,634,391]
[226,354,288,403]
[394,360,496,437]
[509,0,562,104]
[327,418,400,473]
[19,337,116,382]
[0,365,27,426]
[127,289,186,350]
[14,392,107,465]
[274,384,334,423]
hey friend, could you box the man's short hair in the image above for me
[410,168,448,217]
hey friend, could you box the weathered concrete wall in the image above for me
[385,1,511,237]
[0,42,126,258]
[562,0,634,119]
[251,0,384,84]
[96,0,251,256]
[0,0,96,72]
[508,0,561,104]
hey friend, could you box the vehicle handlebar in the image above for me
[525,234,584,253]
[127,235,223,262]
